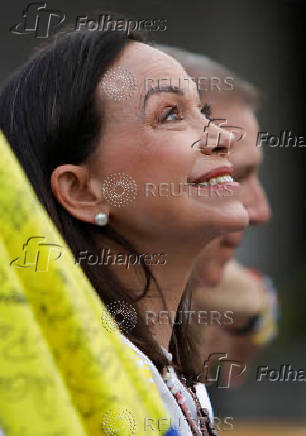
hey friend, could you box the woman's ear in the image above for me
[51,164,109,224]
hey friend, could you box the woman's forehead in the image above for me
[99,42,197,106]
[116,42,190,85]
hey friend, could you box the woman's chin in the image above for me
[211,200,249,236]
[188,198,249,240]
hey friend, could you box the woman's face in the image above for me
[84,43,248,249]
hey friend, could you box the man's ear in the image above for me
[51,164,109,224]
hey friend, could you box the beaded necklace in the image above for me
[162,366,218,436]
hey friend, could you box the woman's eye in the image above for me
[200,103,212,120]
[161,106,183,123]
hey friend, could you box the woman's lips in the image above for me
[187,166,235,186]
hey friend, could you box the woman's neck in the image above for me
[119,237,212,350]
[98,231,213,350]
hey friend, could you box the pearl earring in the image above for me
[95,213,108,226]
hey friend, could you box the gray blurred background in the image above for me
[1,0,305,426]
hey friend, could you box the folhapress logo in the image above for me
[10,2,65,38]
[191,118,246,151]
[10,236,63,272]
[202,353,247,388]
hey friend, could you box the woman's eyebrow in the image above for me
[143,85,184,109]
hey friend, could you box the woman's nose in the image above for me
[196,119,237,156]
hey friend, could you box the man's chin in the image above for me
[193,232,244,287]
[202,261,229,287]
[220,231,244,249]
[206,232,244,286]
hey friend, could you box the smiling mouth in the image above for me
[187,166,235,187]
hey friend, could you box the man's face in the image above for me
[193,98,271,286]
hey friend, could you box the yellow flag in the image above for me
[0,131,170,436]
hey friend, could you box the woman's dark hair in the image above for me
[0,27,199,378]
[0,28,171,370]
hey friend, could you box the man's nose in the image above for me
[245,181,271,225]
[197,120,236,156]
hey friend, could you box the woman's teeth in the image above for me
[192,175,234,186]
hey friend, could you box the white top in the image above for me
[122,335,213,436]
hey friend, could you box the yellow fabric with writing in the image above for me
[0,131,168,436]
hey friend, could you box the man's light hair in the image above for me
[158,44,259,109]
